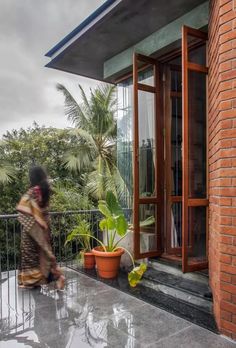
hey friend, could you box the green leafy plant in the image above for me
[66,219,93,252]
[66,191,148,287]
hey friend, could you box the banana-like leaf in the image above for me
[116,215,128,236]
[128,263,147,287]
[106,191,123,216]
[107,217,115,230]
[98,202,111,218]
[99,218,108,231]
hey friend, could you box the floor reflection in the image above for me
[0,270,136,348]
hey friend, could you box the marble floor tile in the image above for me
[0,268,235,348]
[147,324,236,348]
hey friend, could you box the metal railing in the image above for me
[0,210,103,277]
[0,208,132,277]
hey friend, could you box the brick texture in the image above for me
[209,0,236,339]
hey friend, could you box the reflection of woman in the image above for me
[17,166,65,289]
[31,289,70,348]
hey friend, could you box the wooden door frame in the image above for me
[164,63,184,255]
[117,30,209,272]
[133,53,164,259]
[182,25,209,272]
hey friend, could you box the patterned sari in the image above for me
[17,186,56,287]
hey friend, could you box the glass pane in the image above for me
[138,91,156,197]
[138,66,154,86]
[171,97,182,196]
[139,204,157,253]
[171,202,182,248]
[187,206,207,262]
[188,71,206,198]
[171,69,181,92]
[187,35,206,65]
[117,79,133,207]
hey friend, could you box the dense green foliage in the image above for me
[0,123,92,213]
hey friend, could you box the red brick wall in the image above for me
[209,0,236,339]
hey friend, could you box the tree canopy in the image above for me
[0,123,91,213]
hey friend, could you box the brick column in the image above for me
[209,0,236,339]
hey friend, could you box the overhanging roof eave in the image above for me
[45,0,119,58]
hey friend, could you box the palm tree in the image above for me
[0,141,15,184]
[0,161,15,184]
[57,83,128,201]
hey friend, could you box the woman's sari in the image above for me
[16,186,56,287]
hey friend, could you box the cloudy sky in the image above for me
[0,0,105,136]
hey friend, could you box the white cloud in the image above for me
[0,0,104,136]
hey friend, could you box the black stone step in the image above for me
[70,265,218,333]
[143,267,212,303]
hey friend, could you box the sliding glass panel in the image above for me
[139,204,157,253]
[187,206,207,263]
[138,91,156,197]
[117,80,133,208]
[171,97,182,196]
[188,71,207,198]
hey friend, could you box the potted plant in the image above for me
[65,191,148,287]
[94,191,147,287]
[66,219,95,269]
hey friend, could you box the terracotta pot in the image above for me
[92,246,124,279]
[84,252,96,269]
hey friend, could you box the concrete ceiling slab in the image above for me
[46,0,207,82]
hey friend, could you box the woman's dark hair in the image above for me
[29,166,51,207]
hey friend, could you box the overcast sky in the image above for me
[0,0,105,137]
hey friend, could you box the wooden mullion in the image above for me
[137,83,156,93]
[188,62,208,73]
[170,196,182,203]
[184,25,208,41]
[182,25,189,273]
[156,61,164,253]
[136,53,156,65]
[133,53,140,260]
[138,197,159,204]
[188,198,209,207]
[164,64,172,254]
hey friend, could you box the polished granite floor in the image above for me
[0,268,235,348]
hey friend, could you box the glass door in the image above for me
[165,62,183,256]
[133,53,163,259]
[182,26,208,272]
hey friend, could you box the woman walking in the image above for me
[17,166,65,289]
